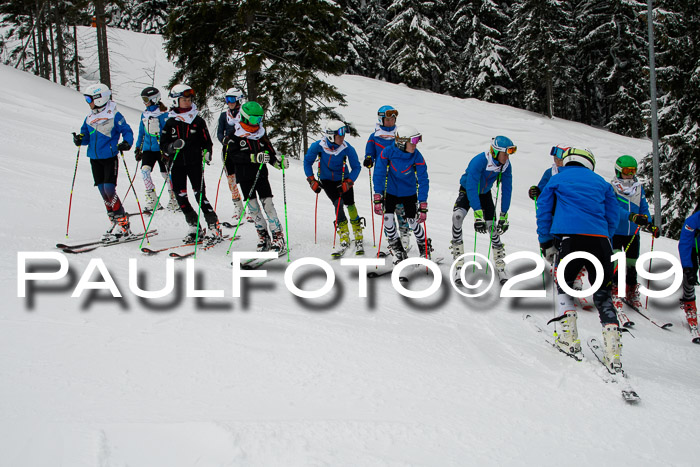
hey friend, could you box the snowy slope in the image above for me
[0,27,698,466]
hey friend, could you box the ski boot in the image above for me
[167,189,180,212]
[205,221,223,246]
[256,229,271,252]
[551,310,582,359]
[418,237,433,260]
[602,323,623,374]
[611,284,624,313]
[388,236,408,264]
[492,242,506,270]
[270,230,285,253]
[102,212,119,241]
[450,239,465,268]
[573,267,586,291]
[183,224,205,244]
[232,198,245,221]
[144,188,160,213]
[626,283,643,309]
[681,300,698,328]
[113,214,133,238]
[351,217,365,255]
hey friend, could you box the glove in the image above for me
[496,212,509,235]
[417,202,428,223]
[528,185,541,201]
[683,267,699,286]
[273,156,289,170]
[252,152,270,164]
[647,224,661,238]
[629,213,649,225]
[134,147,143,161]
[339,179,354,193]
[474,210,487,234]
[373,194,384,215]
[540,240,558,265]
[222,135,232,147]
[363,156,374,169]
[72,132,83,147]
[307,176,322,194]
[117,141,131,152]
[204,149,212,165]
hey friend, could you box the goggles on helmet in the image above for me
[408,134,422,145]
[246,114,263,125]
[379,109,398,119]
[328,126,347,137]
[550,145,570,159]
[619,166,637,176]
[492,145,516,157]
[84,94,97,104]
[171,88,196,99]
[225,95,242,104]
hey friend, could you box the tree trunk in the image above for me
[31,12,40,76]
[301,86,308,154]
[94,0,111,88]
[74,25,80,90]
[56,8,67,85]
[49,20,57,83]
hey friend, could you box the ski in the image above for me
[239,249,289,270]
[168,235,232,259]
[523,313,583,361]
[367,266,408,283]
[617,310,635,328]
[587,337,641,403]
[141,235,241,255]
[331,242,351,259]
[621,298,673,330]
[62,230,158,254]
[355,239,365,256]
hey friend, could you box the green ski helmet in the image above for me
[614,155,638,178]
[240,101,264,125]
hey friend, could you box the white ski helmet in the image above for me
[83,83,111,108]
[562,147,596,171]
[225,87,245,104]
[395,125,421,151]
[324,120,347,143]
[168,83,194,108]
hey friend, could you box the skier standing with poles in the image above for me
[223,100,287,252]
[678,207,700,343]
[304,120,364,257]
[72,83,134,239]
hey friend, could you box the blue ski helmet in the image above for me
[490,136,516,158]
[377,105,398,125]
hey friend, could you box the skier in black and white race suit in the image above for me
[536,148,622,372]
[372,125,431,262]
[303,120,364,255]
[73,83,134,239]
[450,136,515,273]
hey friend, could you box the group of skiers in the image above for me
[72,83,700,366]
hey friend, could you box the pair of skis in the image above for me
[57,230,158,254]
[524,314,640,403]
[367,255,445,283]
[236,249,289,270]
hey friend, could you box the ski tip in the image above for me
[692,337,700,344]
[622,321,635,328]
[661,323,673,329]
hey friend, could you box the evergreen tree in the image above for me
[444,0,477,98]
[640,1,700,238]
[338,0,372,76]
[362,0,390,80]
[384,0,447,92]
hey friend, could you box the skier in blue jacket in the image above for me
[372,125,431,261]
[304,120,364,255]
[364,105,411,249]
[134,87,174,213]
[536,148,623,372]
[450,136,514,272]
[609,155,660,311]
[72,83,134,239]
[216,88,248,221]
[678,209,700,340]
[528,145,567,201]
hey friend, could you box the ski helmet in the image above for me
[240,101,264,126]
[490,136,517,158]
[140,86,161,106]
[562,148,596,171]
[377,105,398,125]
[168,84,194,108]
[83,83,111,108]
[225,88,245,105]
[324,120,347,143]
[395,125,422,151]
[614,155,638,178]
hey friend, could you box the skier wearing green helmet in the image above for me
[222,100,289,252]
[610,154,659,315]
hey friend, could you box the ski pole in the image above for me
[472,181,481,273]
[65,140,81,238]
[226,159,265,255]
[280,154,290,261]
[332,157,347,248]
[214,141,231,210]
[485,172,503,274]
[314,192,319,244]
[121,159,141,203]
[139,140,184,248]
[645,234,657,309]
[192,150,210,258]
[368,167,376,246]
[613,225,641,275]
[375,164,390,259]
[119,149,149,240]
[533,194,546,290]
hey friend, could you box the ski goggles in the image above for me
[408,134,422,144]
[550,145,570,159]
[328,126,347,137]
[378,109,399,119]
[171,88,196,99]
[84,94,99,104]
[493,145,517,155]
[225,95,243,104]
[619,166,637,176]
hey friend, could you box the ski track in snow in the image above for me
[0,26,697,466]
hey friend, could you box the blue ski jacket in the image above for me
[135,106,168,152]
[536,166,619,243]
[611,179,651,237]
[679,211,700,268]
[365,125,396,163]
[79,108,133,160]
[303,140,361,182]
[537,165,559,192]
[373,144,429,201]
[459,152,512,213]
